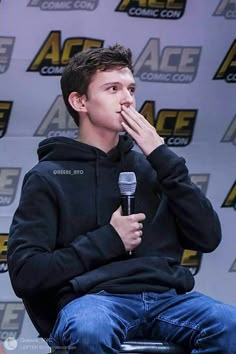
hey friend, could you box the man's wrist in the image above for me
[143,140,165,156]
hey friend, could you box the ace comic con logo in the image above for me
[214,40,236,82]
[0,234,8,273]
[115,0,187,19]
[27,31,104,75]
[0,302,25,343]
[213,0,236,19]
[34,96,78,138]
[27,0,99,11]
[134,38,201,83]
[222,181,236,209]
[0,168,21,206]
[223,180,236,272]
[221,114,236,145]
[0,37,15,74]
[0,101,12,138]
[139,101,197,146]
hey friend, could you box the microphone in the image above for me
[118,172,137,216]
[118,172,137,255]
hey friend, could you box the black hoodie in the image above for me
[7,134,221,338]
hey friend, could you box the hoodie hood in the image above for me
[37,134,134,163]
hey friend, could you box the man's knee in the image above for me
[63,311,121,349]
[207,302,236,330]
[199,302,236,350]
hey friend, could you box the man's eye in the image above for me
[129,87,136,94]
[108,86,117,92]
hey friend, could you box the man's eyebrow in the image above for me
[101,82,136,87]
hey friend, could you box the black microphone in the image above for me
[118,172,137,255]
[118,172,137,216]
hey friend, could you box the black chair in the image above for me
[50,340,188,353]
[120,340,188,353]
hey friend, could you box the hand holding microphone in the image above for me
[110,172,145,253]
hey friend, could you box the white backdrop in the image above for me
[0,1,235,353]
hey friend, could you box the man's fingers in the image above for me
[127,213,146,222]
[134,222,143,230]
[129,106,150,125]
[122,105,149,129]
[121,109,141,133]
[135,230,143,238]
[121,121,139,139]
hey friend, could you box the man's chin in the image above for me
[115,122,125,133]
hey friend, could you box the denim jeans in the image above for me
[48,290,236,353]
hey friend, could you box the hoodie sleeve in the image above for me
[147,144,222,252]
[7,172,125,298]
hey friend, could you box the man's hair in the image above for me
[60,44,134,127]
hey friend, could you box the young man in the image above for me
[8,44,236,353]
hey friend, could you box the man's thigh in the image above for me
[49,291,145,348]
[144,291,236,349]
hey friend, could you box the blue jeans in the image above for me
[48,290,236,353]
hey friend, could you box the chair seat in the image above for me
[120,340,188,353]
[50,340,189,353]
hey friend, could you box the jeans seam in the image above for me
[194,328,208,349]
[158,314,202,331]
[60,308,70,345]
[155,314,202,348]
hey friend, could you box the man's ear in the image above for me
[68,92,87,113]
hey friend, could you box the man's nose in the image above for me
[120,89,134,107]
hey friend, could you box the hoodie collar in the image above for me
[37,133,134,163]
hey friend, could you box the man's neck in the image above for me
[78,129,119,153]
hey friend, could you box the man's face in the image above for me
[83,67,136,133]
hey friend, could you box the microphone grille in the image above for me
[118,172,137,195]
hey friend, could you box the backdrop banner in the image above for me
[0,1,235,353]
